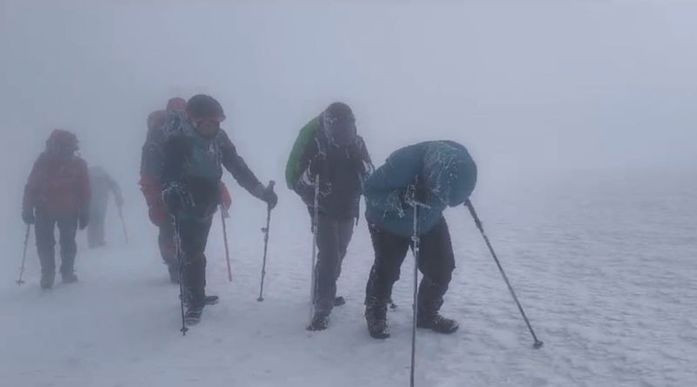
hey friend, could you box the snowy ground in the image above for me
[1,169,696,387]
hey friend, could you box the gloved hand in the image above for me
[22,207,35,225]
[162,182,193,214]
[262,183,278,210]
[78,209,89,230]
[254,181,278,210]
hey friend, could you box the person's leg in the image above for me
[314,214,342,317]
[34,212,57,288]
[178,217,213,306]
[158,220,179,283]
[364,224,410,338]
[95,205,107,246]
[416,218,458,333]
[332,218,355,306]
[87,215,98,248]
[57,215,79,282]
[87,203,107,248]
[335,218,355,281]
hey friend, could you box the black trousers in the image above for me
[34,211,79,276]
[176,216,213,305]
[365,217,455,317]
[158,220,176,267]
[313,213,355,315]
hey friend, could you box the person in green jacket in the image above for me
[363,141,477,339]
[286,102,374,331]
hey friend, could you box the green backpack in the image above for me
[285,117,321,189]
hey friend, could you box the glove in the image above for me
[262,185,278,210]
[22,207,35,225]
[162,182,193,214]
[78,209,89,230]
[254,181,278,210]
[219,182,232,211]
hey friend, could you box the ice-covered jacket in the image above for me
[364,141,477,237]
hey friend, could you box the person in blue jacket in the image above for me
[363,141,477,339]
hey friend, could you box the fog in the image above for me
[1,1,692,239]
[1,1,696,385]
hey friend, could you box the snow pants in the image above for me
[177,216,213,305]
[313,213,355,316]
[365,217,455,318]
[35,211,79,277]
[158,220,177,267]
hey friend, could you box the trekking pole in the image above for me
[171,215,188,336]
[117,205,129,244]
[257,180,275,302]
[410,203,420,387]
[220,205,232,282]
[16,224,31,286]
[406,193,430,387]
[309,175,320,323]
[465,200,543,349]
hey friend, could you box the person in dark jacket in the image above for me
[87,166,123,248]
[161,94,277,324]
[289,102,374,331]
[362,141,477,339]
[22,129,91,289]
[140,100,232,283]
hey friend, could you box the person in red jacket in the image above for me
[22,129,91,289]
[140,98,232,283]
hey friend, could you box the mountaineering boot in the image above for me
[40,272,55,289]
[61,272,78,284]
[307,312,330,331]
[416,313,459,334]
[365,298,390,339]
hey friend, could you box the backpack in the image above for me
[284,116,321,189]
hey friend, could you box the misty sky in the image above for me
[1,0,696,225]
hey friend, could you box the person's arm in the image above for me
[160,133,189,186]
[294,137,322,206]
[219,130,277,208]
[364,145,423,199]
[355,136,375,182]
[21,158,42,224]
[219,131,264,195]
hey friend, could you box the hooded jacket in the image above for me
[364,141,477,237]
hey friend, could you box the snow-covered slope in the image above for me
[2,170,694,387]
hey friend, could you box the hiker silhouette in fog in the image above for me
[22,129,91,289]
[87,166,123,248]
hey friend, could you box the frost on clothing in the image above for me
[364,141,477,238]
[140,110,232,226]
[289,115,374,220]
[160,118,262,221]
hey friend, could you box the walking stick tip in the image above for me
[257,297,264,302]
[533,340,544,349]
